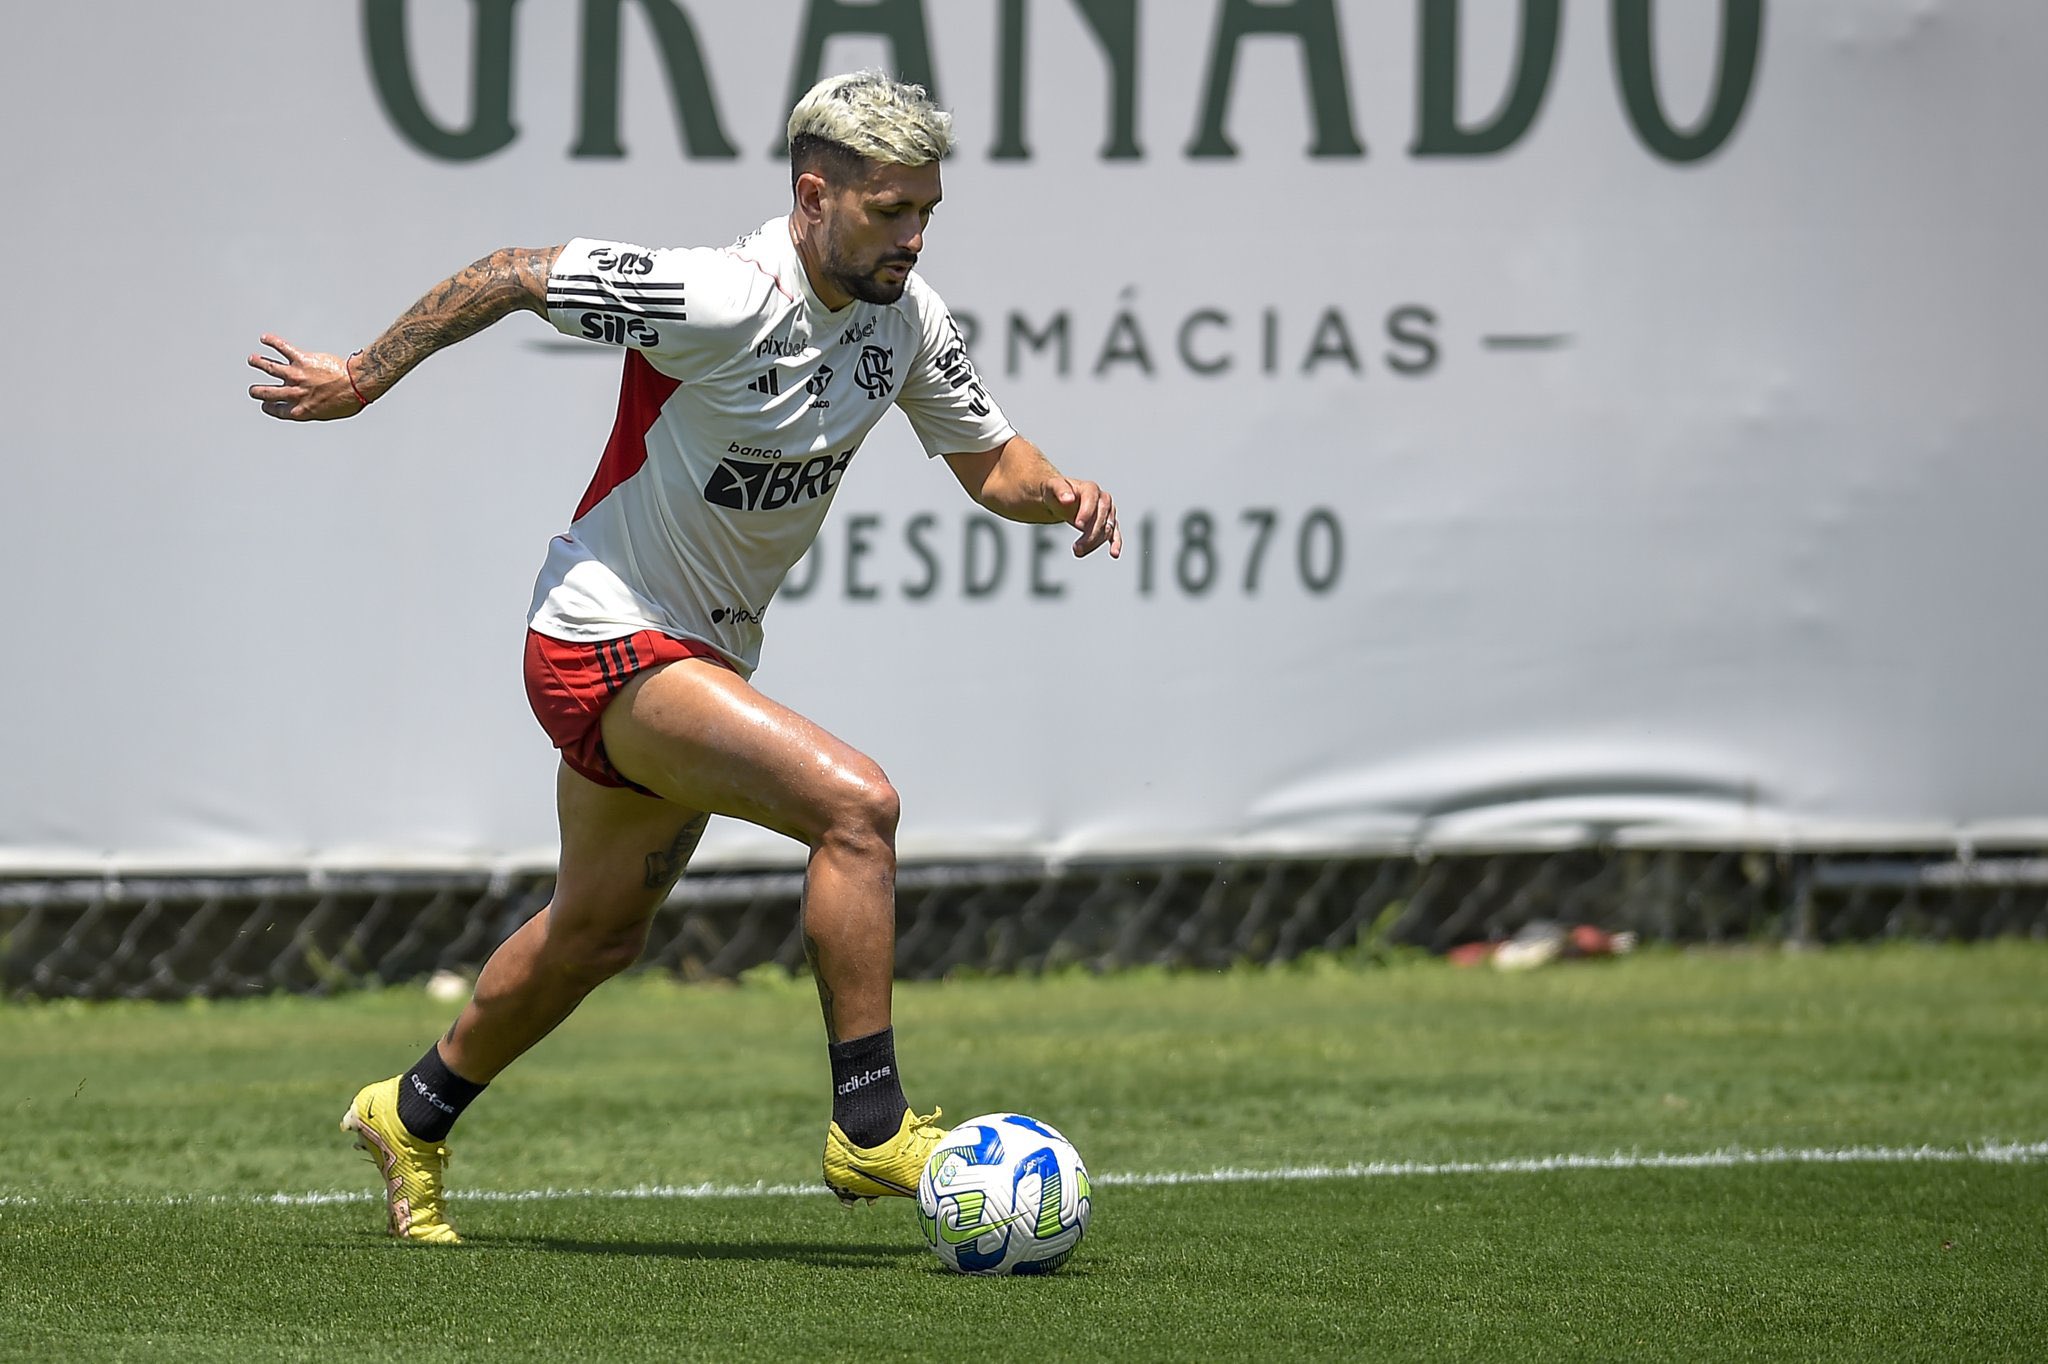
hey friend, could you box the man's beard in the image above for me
[826,239,916,305]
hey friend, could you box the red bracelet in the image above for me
[345,351,372,408]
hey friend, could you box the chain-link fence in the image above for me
[6,845,2047,1000]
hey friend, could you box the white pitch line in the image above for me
[5,1140,2044,1210]
[1101,1139,2048,1187]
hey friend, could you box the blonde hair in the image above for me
[786,70,953,167]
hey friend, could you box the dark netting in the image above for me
[4,848,2046,999]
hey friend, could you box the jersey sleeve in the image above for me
[545,238,740,360]
[895,280,1016,457]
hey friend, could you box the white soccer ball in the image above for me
[916,1112,1092,1275]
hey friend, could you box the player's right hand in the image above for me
[247,335,367,421]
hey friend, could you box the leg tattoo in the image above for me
[643,815,708,892]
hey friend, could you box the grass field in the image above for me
[3,944,2045,1362]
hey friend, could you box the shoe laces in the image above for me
[400,1138,452,1173]
[400,1131,452,1164]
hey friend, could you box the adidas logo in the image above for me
[408,1073,457,1115]
[747,370,780,396]
[835,1064,893,1096]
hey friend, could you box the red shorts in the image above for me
[523,628,732,794]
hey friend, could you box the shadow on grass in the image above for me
[468,1233,926,1268]
[329,1229,1095,1277]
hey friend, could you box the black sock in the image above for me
[395,1043,487,1143]
[829,1027,909,1147]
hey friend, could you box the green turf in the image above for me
[3,944,2045,1362]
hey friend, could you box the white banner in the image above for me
[4,2,2044,871]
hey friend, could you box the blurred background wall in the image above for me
[2,1,2041,888]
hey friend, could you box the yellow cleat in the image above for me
[339,1076,461,1245]
[823,1107,947,1206]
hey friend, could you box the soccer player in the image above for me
[245,72,1120,1244]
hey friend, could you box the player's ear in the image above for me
[794,170,831,224]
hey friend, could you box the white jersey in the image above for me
[528,217,1014,674]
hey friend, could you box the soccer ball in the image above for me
[916,1112,1092,1275]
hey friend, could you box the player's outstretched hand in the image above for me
[1048,477,1121,558]
[247,335,368,421]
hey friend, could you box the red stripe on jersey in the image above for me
[728,248,796,302]
[573,350,683,522]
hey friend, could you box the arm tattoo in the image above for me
[355,245,561,397]
[803,931,839,1042]
[643,815,708,891]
